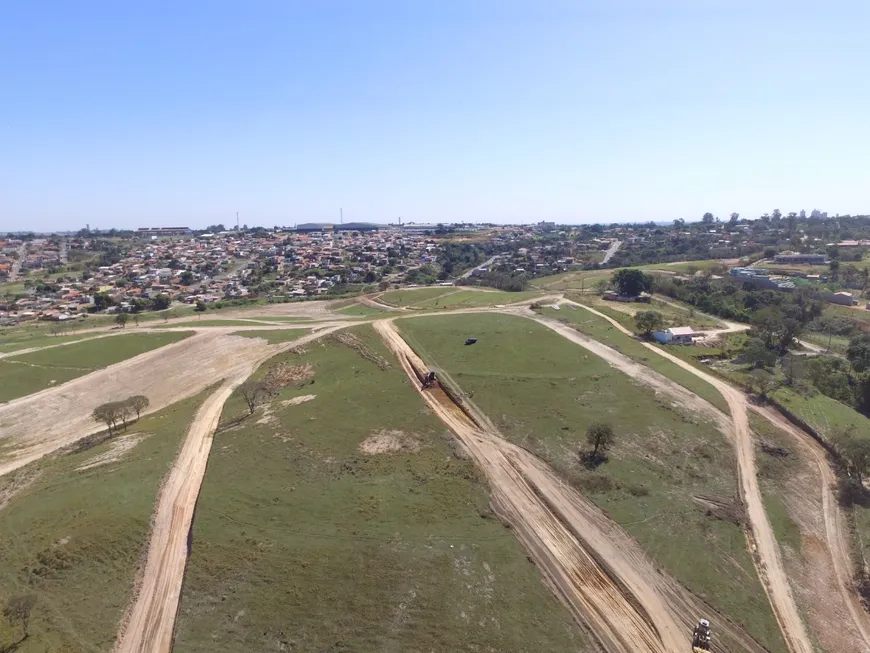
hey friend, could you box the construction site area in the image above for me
[1,284,869,653]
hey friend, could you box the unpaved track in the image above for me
[0,326,341,479]
[558,301,815,653]
[114,327,341,653]
[375,319,683,653]
[751,404,870,652]
[377,319,774,653]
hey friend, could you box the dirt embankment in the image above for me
[375,319,771,653]
[556,301,818,653]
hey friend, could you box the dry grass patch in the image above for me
[359,430,422,455]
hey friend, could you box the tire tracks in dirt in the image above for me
[114,327,342,653]
[376,319,772,653]
[550,301,818,653]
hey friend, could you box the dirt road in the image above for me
[0,328,332,478]
[114,327,341,653]
[377,319,773,653]
[558,301,815,653]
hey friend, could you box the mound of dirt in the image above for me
[282,394,316,407]
[264,362,314,391]
[360,430,421,455]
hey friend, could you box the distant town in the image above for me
[2,210,869,326]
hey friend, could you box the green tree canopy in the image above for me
[612,269,652,297]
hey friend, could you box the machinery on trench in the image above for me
[692,618,712,652]
[421,370,438,390]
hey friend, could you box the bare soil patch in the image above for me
[77,433,149,471]
[281,394,316,407]
[360,429,422,454]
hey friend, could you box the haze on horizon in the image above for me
[2,1,868,233]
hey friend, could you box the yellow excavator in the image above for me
[692,618,712,652]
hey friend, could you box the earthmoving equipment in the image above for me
[691,618,712,652]
[465,337,477,345]
[421,370,437,390]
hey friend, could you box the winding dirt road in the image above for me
[114,327,342,653]
[376,319,771,653]
[556,301,815,653]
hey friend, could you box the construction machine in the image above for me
[421,370,437,390]
[692,619,712,652]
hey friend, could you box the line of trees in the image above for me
[91,395,150,433]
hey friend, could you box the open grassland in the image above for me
[0,331,94,354]
[412,289,544,309]
[0,332,193,403]
[336,303,388,316]
[773,387,869,439]
[379,287,457,307]
[575,295,721,330]
[175,325,588,653]
[529,269,613,291]
[397,313,785,653]
[0,391,209,652]
[800,331,850,354]
[153,319,273,328]
[537,305,729,414]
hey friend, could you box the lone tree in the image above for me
[115,312,129,328]
[634,310,664,337]
[194,300,207,313]
[238,381,266,415]
[129,395,150,419]
[613,268,652,298]
[4,594,36,639]
[585,422,615,461]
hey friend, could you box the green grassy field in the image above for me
[153,319,269,328]
[773,387,868,439]
[396,313,785,653]
[379,287,456,307]
[0,332,192,403]
[0,390,209,651]
[0,332,94,354]
[231,328,308,344]
[412,289,544,309]
[537,305,730,414]
[174,325,590,653]
[336,303,388,316]
[529,269,613,291]
[799,331,850,354]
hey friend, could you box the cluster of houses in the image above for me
[0,227,438,325]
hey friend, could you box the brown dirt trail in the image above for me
[114,327,342,653]
[556,301,816,653]
[376,319,771,653]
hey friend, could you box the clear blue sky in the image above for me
[2,1,868,231]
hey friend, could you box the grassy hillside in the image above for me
[175,325,590,653]
[0,390,209,651]
[0,332,193,403]
[397,313,785,653]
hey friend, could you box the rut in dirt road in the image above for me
[377,319,775,653]
[114,327,344,653]
[551,301,816,653]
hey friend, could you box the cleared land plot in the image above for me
[397,313,785,653]
[413,289,544,309]
[379,287,456,307]
[537,306,729,414]
[175,325,588,653]
[153,319,269,328]
[0,332,193,403]
[0,331,279,478]
[0,391,209,651]
[232,328,309,344]
[575,296,720,330]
